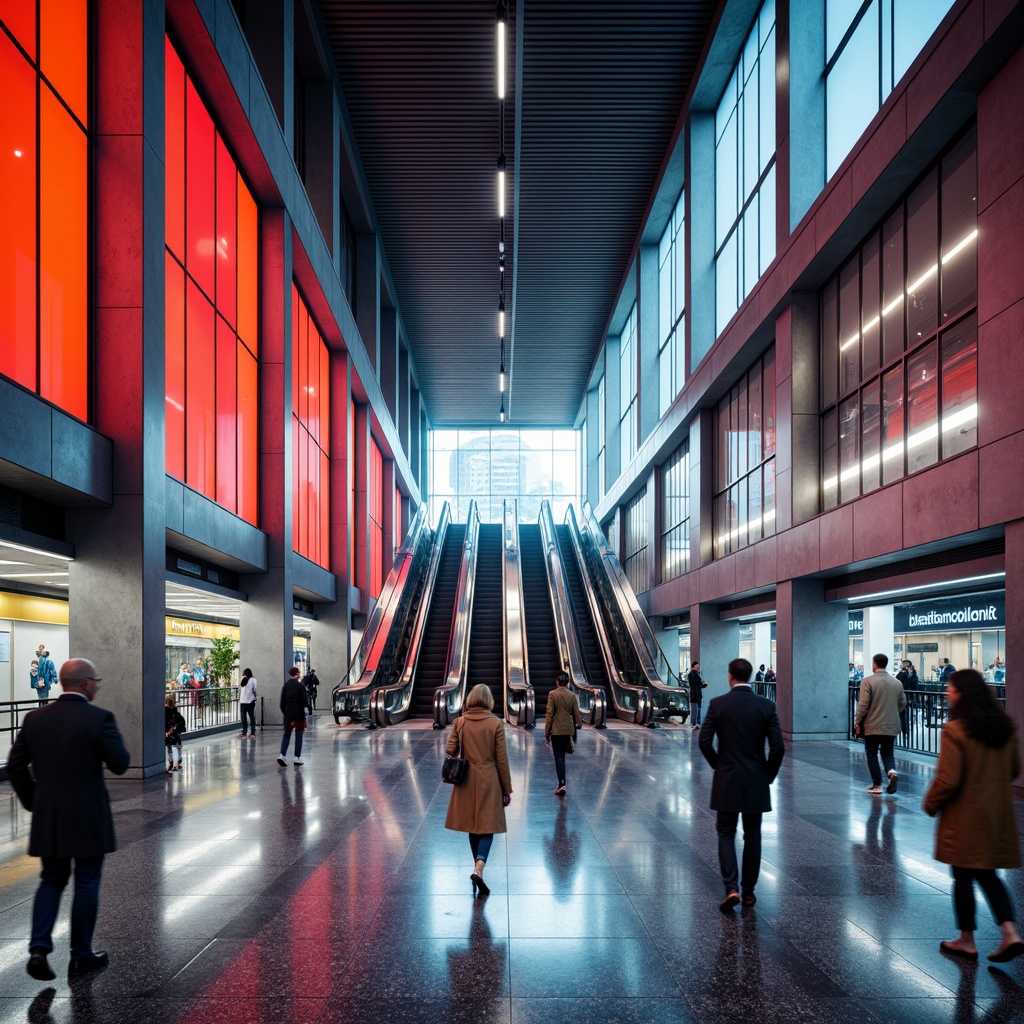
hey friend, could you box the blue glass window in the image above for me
[658,191,686,416]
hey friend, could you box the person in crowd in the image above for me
[6,659,130,981]
[36,651,57,698]
[164,695,186,773]
[925,669,1024,963]
[699,658,785,911]
[238,668,258,737]
[994,658,1006,684]
[544,672,581,795]
[192,660,207,688]
[755,664,766,683]
[895,660,916,739]
[854,653,907,794]
[278,666,311,767]
[29,659,42,704]
[444,684,513,896]
[176,663,192,688]
[764,666,776,683]
[940,658,956,683]
[302,668,320,712]
[687,661,707,731]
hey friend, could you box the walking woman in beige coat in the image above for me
[444,684,512,896]
[925,669,1024,963]
[544,672,581,796]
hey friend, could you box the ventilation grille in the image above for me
[0,484,65,540]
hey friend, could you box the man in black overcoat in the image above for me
[7,658,131,981]
[698,657,785,911]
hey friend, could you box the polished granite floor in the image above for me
[0,716,1022,1023]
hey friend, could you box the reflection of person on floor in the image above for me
[542,800,581,893]
[925,669,1024,964]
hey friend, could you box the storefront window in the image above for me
[821,128,977,509]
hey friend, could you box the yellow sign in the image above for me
[164,617,240,642]
[0,593,69,625]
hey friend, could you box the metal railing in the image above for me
[0,698,52,751]
[539,501,606,728]
[167,686,245,733]
[751,681,777,701]
[847,685,1008,756]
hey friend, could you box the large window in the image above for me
[0,2,89,421]
[821,128,977,509]
[826,0,956,180]
[659,192,686,416]
[619,305,638,469]
[165,37,259,524]
[623,487,648,595]
[716,0,776,335]
[714,349,776,558]
[291,285,330,569]
[428,429,580,525]
[597,375,606,496]
[661,442,691,582]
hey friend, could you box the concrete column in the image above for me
[244,0,293,132]
[410,388,421,491]
[690,603,739,702]
[380,306,398,421]
[67,0,166,778]
[239,210,294,726]
[382,459,396,566]
[398,344,410,458]
[304,81,340,259]
[1004,519,1024,794]
[776,579,848,741]
[862,605,895,674]
[355,235,380,373]
[754,621,773,673]
[353,405,371,597]
[308,351,352,692]
[656,628,681,676]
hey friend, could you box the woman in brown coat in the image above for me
[544,672,581,795]
[444,684,513,896]
[924,669,1024,962]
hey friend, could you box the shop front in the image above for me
[0,593,70,705]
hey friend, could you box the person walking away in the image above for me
[6,659,130,981]
[925,669,1024,963]
[302,668,320,712]
[36,651,57,702]
[699,658,785,911]
[544,672,581,795]
[164,695,186,772]
[278,666,311,767]
[444,684,513,896]
[238,668,258,737]
[764,666,776,682]
[687,661,707,731]
[854,653,907,794]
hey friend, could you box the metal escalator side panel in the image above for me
[333,502,432,721]
[539,502,606,728]
[503,500,534,727]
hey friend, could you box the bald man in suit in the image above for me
[7,658,130,981]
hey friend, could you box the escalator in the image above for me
[519,523,560,716]
[466,524,504,706]
[555,523,613,706]
[409,525,465,717]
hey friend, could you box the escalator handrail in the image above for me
[332,502,432,718]
[539,502,606,728]
[369,502,452,726]
[563,505,651,724]
[503,500,535,727]
[579,501,686,714]
[434,501,482,727]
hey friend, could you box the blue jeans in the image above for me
[469,833,493,864]
[280,722,304,758]
[241,702,256,735]
[691,701,702,727]
[31,855,104,958]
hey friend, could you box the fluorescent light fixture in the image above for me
[0,540,73,562]
[496,15,506,99]
[852,572,1004,604]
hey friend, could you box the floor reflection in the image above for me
[542,801,581,896]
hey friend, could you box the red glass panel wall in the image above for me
[291,285,331,569]
[369,439,384,598]
[0,3,88,421]
[165,38,258,522]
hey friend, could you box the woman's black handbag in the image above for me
[442,719,468,784]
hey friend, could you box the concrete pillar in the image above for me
[398,344,410,458]
[239,210,294,726]
[776,579,848,740]
[382,459,396,566]
[309,351,353,692]
[656,628,681,676]
[691,603,739,702]
[355,235,380,373]
[1005,519,1024,794]
[304,81,340,260]
[862,605,895,675]
[244,0,294,132]
[67,0,166,777]
[380,306,398,421]
[754,621,773,674]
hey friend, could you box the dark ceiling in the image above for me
[318,1,719,428]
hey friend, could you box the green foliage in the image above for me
[208,635,238,686]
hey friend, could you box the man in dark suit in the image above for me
[698,657,785,911]
[7,658,131,981]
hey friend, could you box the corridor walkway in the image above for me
[0,717,1022,1022]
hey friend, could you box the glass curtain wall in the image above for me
[826,0,957,180]
[619,306,638,468]
[659,191,686,416]
[660,442,691,582]
[623,487,649,595]
[715,0,776,335]
[821,127,977,510]
[429,429,580,525]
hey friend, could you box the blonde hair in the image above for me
[165,695,177,709]
[465,684,495,711]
